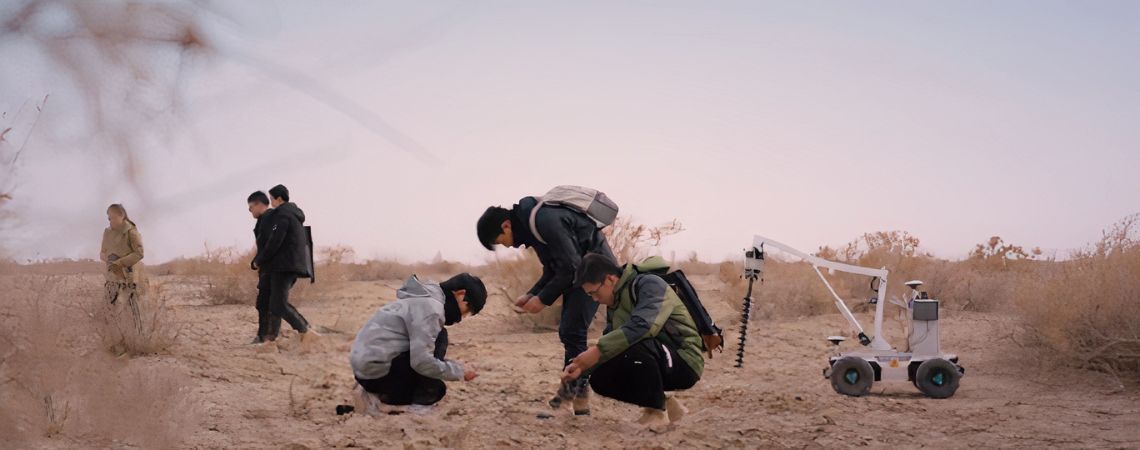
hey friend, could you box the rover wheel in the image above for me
[915,358,960,398]
[830,356,874,397]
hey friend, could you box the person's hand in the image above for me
[562,347,601,383]
[561,362,583,383]
[514,294,533,308]
[570,346,601,372]
[457,361,478,381]
[521,296,545,314]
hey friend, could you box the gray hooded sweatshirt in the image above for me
[350,276,465,381]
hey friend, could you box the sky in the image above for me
[1,0,1139,265]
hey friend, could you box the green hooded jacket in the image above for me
[595,256,705,377]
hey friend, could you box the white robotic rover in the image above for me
[737,235,964,398]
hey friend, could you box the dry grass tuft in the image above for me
[154,244,258,305]
[0,275,199,446]
[88,279,182,356]
[1016,214,1140,385]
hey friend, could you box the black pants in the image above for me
[589,339,699,410]
[256,273,282,339]
[356,329,449,406]
[268,272,308,333]
[560,285,600,394]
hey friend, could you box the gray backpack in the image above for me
[528,185,619,245]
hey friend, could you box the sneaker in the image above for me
[249,336,264,345]
[665,395,688,422]
[254,340,278,353]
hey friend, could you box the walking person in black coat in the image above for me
[247,190,282,345]
[252,184,320,347]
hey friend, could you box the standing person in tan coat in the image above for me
[100,204,145,326]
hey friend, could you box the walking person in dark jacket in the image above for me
[477,196,617,415]
[252,184,320,347]
[247,191,281,345]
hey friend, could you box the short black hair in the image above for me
[247,191,269,205]
[440,273,488,315]
[576,253,622,285]
[268,184,289,202]
[476,206,511,250]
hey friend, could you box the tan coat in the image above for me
[100,221,144,282]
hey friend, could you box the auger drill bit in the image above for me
[735,246,764,369]
[735,280,754,368]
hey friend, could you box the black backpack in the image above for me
[628,259,725,357]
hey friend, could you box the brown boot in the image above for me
[665,395,688,422]
[636,408,670,427]
[572,392,590,416]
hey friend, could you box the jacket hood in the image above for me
[397,275,445,305]
[616,255,671,292]
[276,202,305,224]
[509,197,540,248]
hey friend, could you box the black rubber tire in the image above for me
[830,356,874,397]
[915,358,961,398]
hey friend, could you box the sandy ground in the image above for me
[21,273,1140,448]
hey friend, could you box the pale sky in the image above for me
[2,1,1138,264]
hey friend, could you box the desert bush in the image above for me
[481,250,561,330]
[718,259,833,320]
[0,275,198,446]
[673,252,721,276]
[89,279,181,356]
[1017,214,1140,385]
[341,259,416,281]
[603,216,684,263]
[155,244,258,305]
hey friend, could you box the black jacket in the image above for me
[511,197,615,305]
[254,202,311,276]
[252,208,276,272]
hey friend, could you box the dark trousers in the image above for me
[589,339,699,410]
[356,329,449,406]
[256,273,282,339]
[560,286,600,394]
[268,272,309,333]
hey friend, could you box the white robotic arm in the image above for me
[749,235,893,351]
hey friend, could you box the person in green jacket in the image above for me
[562,253,704,427]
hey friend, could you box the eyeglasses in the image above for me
[584,278,609,299]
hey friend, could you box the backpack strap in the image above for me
[528,197,548,245]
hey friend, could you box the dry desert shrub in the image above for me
[0,275,198,447]
[718,259,833,320]
[603,216,684,263]
[1017,214,1140,385]
[482,249,561,330]
[155,244,258,305]
[673,252,721,277]
[89,279,181,356]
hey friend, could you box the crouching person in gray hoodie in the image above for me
[350,273,487,407]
